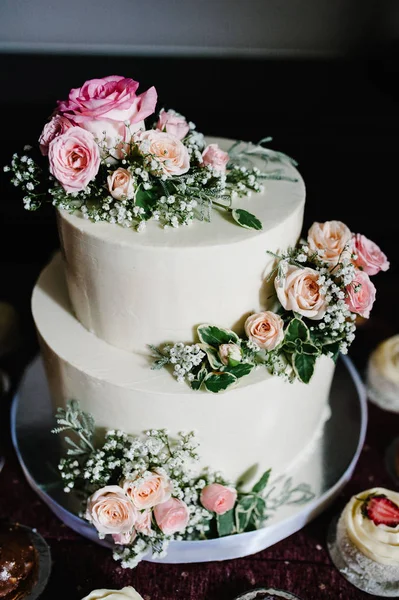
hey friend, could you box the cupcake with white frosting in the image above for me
[367,335,399,412]
[330,487,399,595]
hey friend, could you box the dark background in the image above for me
[1,47,398,365]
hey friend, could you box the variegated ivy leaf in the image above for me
[285,318,309,343]
[301,343,320,356]
[197,324,240,347]
[201,344,224,370]
[293,352,316,384]
[321,341,341,362]
[204,372,237,393]
[235,494,258,532]
[223,362,254,379]
[232,208,263,231]
[190,365,208,391]
[216,509,236,537]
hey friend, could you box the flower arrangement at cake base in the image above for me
[150,220,390,391]
[52,400,316,568]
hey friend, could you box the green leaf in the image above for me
[232,209,263,231]
[283,341,297,354]
[285,318,309,343]
[197,324,239,347]
[293,353,316,384]
[252,468,271,494]
[235,494,257,532]
[204,372,237,393]
[322,342,341,362]
[202,345,224,370]
[301,343,320,356]
[223,363,254,379]
[191,365,208,390]
[216,509,236,537]
[135,186,157,219]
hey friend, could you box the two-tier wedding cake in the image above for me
[5,74,389,567]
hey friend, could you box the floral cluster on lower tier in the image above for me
[3,74,297,232]
[53,400,314,568]
[151,220,390,391]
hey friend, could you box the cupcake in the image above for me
[329,487,399,595]
[367,334,399,412]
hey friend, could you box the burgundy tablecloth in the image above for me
[1,311,398,600]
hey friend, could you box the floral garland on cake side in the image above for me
[53,400,315,568]
[3,74,298,232]
[150,220,390,391]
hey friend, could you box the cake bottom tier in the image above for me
[32,253,335,487]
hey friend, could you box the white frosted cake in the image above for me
[6,74,388,567]
[31,140,334,486]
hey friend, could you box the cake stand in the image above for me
[10,354,367,564]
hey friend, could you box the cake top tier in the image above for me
[58,136,305,249]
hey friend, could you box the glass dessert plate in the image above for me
[10,354,367,565]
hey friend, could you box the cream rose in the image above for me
[122,470,172,510]
[85,485,137,535]
[107,167,135,201]
[136,129,190,176]
[81,586,144,600]
[275,264,327,320]
[135,509,153,535]
[307,220,352,266]
[244,311,284,350]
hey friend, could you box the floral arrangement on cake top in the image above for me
[53,400,315,568]
[3,74,298,232]
[151,220,390,391]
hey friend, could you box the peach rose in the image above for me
[244,311,285,350]
[201,144,229,172]
[154,498,189,535]
[85,485,137,535]
[122,470,172,510]
[307,220,352,266]
[135,510,153,535]
[48,126,100,193]
[276,264,327,319]
[57,75,157,159]
[156,109,190,140]
[39,115,73,156]
[345,269,376,318]
[107,167,135,200]
[352,233,390,276]
[112,530,136,546]
[200,483,237,515]
[136,129,190,177]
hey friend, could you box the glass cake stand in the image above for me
[10,354,367,564]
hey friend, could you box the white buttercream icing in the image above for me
[32,254,334,487]
[57,136,305,352]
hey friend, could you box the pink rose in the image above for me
[85,485,137,535]
[276,264,327,320]
[39,115,73,156]
[122,470,172,510]
[244,311,285,350]
[201,144,229,172]
[307,220,352,266]
[352,233,390,276]
[107,167,135,201]
[218,343,242,366]
[135,510,153,536]
[200,483,237,515]
[57,75,157,158]
[345,269,376,318]
[156,109,190,140]
[154,498,189,535]
[48,126,100,193]
[112,530,137,546]
[136,130,190,177]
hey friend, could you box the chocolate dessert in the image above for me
[0,522,38,600]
